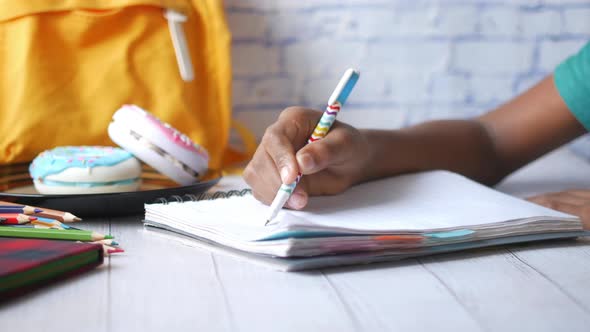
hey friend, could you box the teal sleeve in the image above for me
[554,42,590,131]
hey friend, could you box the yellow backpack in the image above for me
[0,0,250,171]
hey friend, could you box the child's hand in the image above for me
[528,190,590,229]
[243,107,371,210]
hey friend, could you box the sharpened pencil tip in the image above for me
[73,217,82,222]
[265,219,270,226]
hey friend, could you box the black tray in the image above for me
[0,163,221,217]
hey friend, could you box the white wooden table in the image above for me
[1,148,590,332]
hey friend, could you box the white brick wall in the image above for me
[453,41,535,75]
[224,0,590,138]
[563,8,590,34]
[538,40,588,71]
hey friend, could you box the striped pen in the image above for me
[265,68,360,225]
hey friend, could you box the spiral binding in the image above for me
[153,188,252,204]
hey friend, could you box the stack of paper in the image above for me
[144,171,586,271]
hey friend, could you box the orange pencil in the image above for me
[35,210,81,223]
[0,213,37,224]
[372,234,424,242]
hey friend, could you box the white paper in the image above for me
[145,170,578,245]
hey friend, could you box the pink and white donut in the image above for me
[108,105,209,185]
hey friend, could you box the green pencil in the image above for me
[0,226,113,241]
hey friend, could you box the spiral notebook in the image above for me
[143,170,588,271]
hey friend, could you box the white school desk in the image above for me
[1,147,590,332]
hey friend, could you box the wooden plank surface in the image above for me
[322,260,484,331]
[1,148,590,332]
[106,218,234,332]
[509,238,590,312]
[418,244,590,332]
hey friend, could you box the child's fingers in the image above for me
[264,108,324,183]
[263,126,299,184]
[296,125,355,175]
[562,189,590,200]
[244,149,283,205]
[528,191,588,208]
[285,186,308,210]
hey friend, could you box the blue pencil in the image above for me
[35,217,72,229]
[0,205,43,215]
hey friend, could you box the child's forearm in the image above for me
[361,120,504,185]
[361,76,586,186]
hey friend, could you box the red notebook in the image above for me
[0,238,104,298]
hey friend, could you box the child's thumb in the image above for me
[295,138,340,175]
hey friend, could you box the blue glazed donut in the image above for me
[29,146,142,194]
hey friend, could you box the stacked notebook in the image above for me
[143,171,588,271]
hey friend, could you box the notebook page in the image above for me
[145,195,308,241]
[146,171,571,241]
[286,170,574,232]
[145,170,577,243]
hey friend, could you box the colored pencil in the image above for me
[0,213,37,224]
[32,219,64,230]
[78,241,124,255]
[35,217,72,229]
[0,226,112,241]
[102,243,125,255]
[0,201,81,222]
[35,210,81,223]
[93,239,119,246]
[0,205,43,215]
[34,224,52,229]
[1,224,54,229]
[107,248,125,255]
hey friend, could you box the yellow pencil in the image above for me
[32,219,64,230]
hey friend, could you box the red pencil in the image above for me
[0,213,37,224]
[107,248,125,255]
